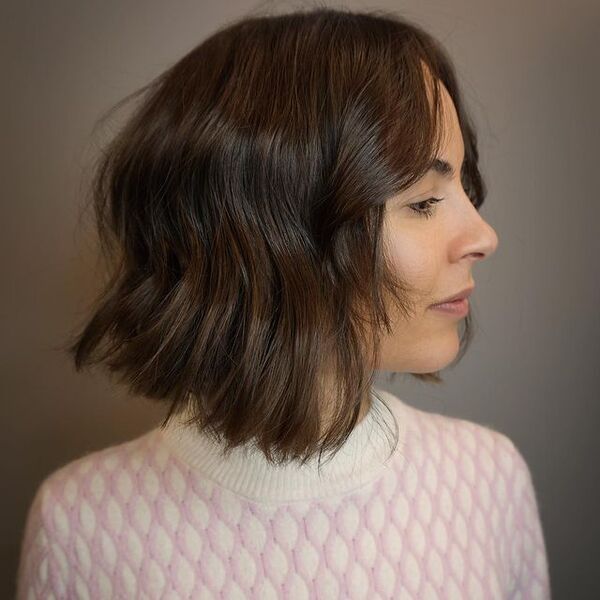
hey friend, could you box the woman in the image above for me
[17,7,551,598]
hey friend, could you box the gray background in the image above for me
[3,0,599,598]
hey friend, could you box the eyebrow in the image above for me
[428,157,457,180]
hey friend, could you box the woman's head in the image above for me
[65,6,497,467]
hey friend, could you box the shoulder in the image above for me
[25,429,162,533]
[375,387,529,490]
[381,389,538,552]
[17,430,165,597]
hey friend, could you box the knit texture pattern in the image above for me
[16,393,551,599]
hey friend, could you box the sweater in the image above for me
[16,387,551,599]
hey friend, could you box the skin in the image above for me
[355,77,499,426]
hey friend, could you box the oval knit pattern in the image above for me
[16,388,551,599]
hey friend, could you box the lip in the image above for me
[429,297,470,317]
[431,286,475,306]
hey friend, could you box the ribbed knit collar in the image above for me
[158,386,409,504]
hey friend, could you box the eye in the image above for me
[408,197,443,219]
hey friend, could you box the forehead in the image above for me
[421,62,463,157]
[439,87,463,157]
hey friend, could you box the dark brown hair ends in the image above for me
[63,5,485,469]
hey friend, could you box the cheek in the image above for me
[387,232,438,304]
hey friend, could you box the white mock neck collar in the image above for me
[157,386,409,504]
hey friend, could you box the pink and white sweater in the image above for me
[16,387,551,599]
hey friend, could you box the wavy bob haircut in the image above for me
[64,6,485,468]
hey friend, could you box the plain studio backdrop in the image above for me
[2,0,599,598]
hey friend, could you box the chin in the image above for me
[384,353,458,374]
[399,338,461,373]
[427,346,461,372]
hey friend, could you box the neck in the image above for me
[157,386,408,504]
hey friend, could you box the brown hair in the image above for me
[63,5,485,468]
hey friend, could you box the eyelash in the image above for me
[408,197,444,219]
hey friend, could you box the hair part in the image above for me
[62,5,486,468]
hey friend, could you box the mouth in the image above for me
[429,297,470,317]
[430,285,474,306]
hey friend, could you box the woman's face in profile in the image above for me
[379,81,499,374]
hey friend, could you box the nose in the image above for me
[470,216,498,261]
[459,194,499,262]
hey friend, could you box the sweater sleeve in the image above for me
[16,480,68,600]
[509,442,552,600]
